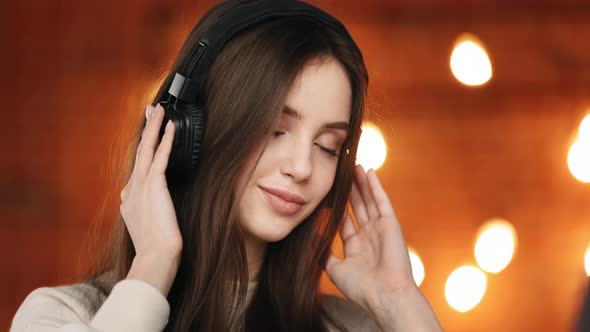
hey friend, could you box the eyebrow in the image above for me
[283,105,350,133]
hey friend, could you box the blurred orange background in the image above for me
[1,0,590,331]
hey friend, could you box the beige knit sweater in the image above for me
[10,276,381,332]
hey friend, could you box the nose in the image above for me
[280,140,312,182]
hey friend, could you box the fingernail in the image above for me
[165,119,173,131]
[145,104,151,121]
[151,103,159,118]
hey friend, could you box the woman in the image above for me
[11,0,443,331]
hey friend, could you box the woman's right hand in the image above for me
[119,103,183,263]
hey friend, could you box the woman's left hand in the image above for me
[325,164,417,310]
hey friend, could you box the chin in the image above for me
[243,217,297,243]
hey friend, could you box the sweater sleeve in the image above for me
[10,279,170,332]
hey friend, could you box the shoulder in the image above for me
[11,276,171,332]
[11,281,106,330]
[320,294,381,332]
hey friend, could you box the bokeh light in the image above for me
[445,265,487,312]
[356,123,387,171]
[474,218,518,273]
[579,113,590,141]
[450,33,493,86]
[408,249,425,287]
[567,139,590,183]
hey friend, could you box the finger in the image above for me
[133,104,165,180]
[366,169,397,220]
[149,119,176,175]
[339,211,357,241]
[354,164,381,222]
[119,203,126,220]
[350,180,369,226]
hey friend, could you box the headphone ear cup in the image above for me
[185,103,206,170]
[159,103,205,177]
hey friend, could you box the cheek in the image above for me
[236,144,269,190]
[313,165,338,199]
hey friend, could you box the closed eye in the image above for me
[272,131,339,157]
[316,144,338,156]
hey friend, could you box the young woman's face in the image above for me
[237,56,352,243]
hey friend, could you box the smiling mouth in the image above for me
[259,187,304,216]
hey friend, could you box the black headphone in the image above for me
[156,0,362,178]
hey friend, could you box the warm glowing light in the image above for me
[585,245,590,276]
[445,265,487,312]
[450,34,493,86]
[356,124,387,171]
[580,114,590,141]
[568,139,590,183]
[408,249,425,287]
[474,218,517,273]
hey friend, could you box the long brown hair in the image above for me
[83,1,368,331]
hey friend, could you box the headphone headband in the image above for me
[168,0,360,104]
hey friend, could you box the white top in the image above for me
[10,278,381,331]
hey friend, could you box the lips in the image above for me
[259,186,305,216]
[258,186,306,204]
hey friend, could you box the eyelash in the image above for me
[272,131,338,157]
